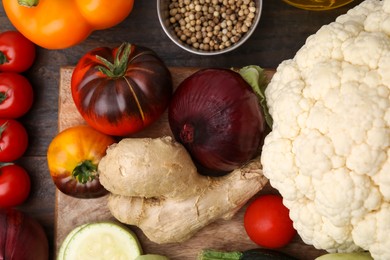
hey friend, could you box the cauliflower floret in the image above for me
[261,0,390,258]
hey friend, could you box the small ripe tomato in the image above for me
[0,72,34,118]
[47,125,116,198]
[244,194,296,248]
[0,163,31,208]
[0,119,28,162]
[0,31,36,72]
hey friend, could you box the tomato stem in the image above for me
[17,0,39,7]
[0,162,13,168]
[0,91,8,104]
[72,160,98,184]
[0,52,9,65]
[95,42,132,79]
[0,121,8,138]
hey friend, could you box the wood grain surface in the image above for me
[57,66,326,259]
[0,0,364,258]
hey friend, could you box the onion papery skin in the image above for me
[168,68,265,175]
[0,208,49,260]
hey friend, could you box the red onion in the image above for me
[0,208,49,260]
[168,68,266,176]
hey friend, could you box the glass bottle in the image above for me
[283,0,354,10]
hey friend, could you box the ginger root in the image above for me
[99,136,268,244]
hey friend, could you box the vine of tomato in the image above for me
[244,194,297,248]
[0,31,36,72]
[0,72,34,118]
[0,163,31,208]
[47,125,116,198]
[0,119,28,162]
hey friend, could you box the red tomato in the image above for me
[0,31,36,73]
[0,119,28,162]
[0,163,31,208]
[244,194,296,248]
[0,72,34,118]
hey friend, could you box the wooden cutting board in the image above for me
[56,67,324,259]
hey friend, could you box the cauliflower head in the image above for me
[261,0,390,259]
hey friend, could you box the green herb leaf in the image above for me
[238,65,273,128]
[197,249,243,260]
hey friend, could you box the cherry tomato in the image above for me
[0,72,34,118]
[0,163,31,208]
[47,125,116,198]
[0,119,28,162]
[244,194,296,248]
[0,31,36,72]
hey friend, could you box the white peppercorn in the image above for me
[168,0,257,51]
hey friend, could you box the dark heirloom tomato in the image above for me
[71,43,173,136]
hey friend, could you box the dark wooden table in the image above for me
[0,0,364,259]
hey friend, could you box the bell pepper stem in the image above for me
[17,0,39,7]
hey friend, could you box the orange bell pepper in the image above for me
[2,0,134,49]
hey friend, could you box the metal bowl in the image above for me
[157,0,263,55]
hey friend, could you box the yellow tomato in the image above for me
[2,0,134,49]
[47,125,116,198]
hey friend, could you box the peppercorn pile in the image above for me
[168,0,257,51]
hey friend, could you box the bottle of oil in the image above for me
[283,0,354,10]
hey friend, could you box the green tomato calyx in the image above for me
[72,160,98,184]
[96,42,132,79]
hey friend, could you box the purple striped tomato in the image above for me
[71,43,173,136]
